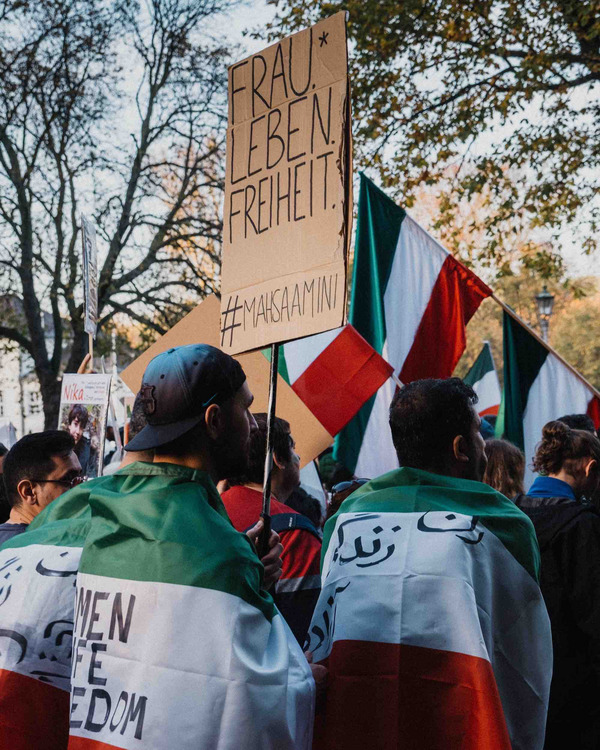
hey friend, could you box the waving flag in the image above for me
[307,468,552,750]
[69,462,314,750]
[0,488,92,750]
[276,324,394,437]
[463,342,501,417]
[334,175,492,478]
[497,311,600,486]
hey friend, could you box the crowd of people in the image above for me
[0,342,599,748]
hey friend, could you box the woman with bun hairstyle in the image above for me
[516,420,600,750]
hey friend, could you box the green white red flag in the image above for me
[334,175,492,478]
[276,324,394,437]
[307,468,552,750]
[463,342,501,417]
[68,463,314,750]
[497,311,600,487]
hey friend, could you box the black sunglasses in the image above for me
[331,478,369,495]
[30,475,87,489]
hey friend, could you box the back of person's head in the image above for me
[129,392,148,442]
[286,486,323,528]
[389,378,482,477]
[483,439,525,498]
[557,413,596,433]
[68,404,89,428]
[3,430,75,507]
[231,414,293,485]
[533,421,600,477]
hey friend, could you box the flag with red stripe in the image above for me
[307,468,552,750]
[334,175,492,477]
[271,324,394,438]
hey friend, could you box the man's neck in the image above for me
[409,463,477,482]
[548,471,578,491]
[153,453,218,483]
[7,505,33,525]
[243,481,280,501]
[120,450,154,469]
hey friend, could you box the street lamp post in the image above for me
[535,285,555,343]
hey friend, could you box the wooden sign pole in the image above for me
[258,343,280,558]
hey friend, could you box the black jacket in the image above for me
[515,494,600,749]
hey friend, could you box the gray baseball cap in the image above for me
[125,344,246,452]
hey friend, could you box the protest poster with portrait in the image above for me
[220,12,352,354]
[58,374,112,478]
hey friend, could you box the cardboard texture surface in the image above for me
[220,12,352,354]
[120,295,333,467]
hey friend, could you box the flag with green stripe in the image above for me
[334,175,491,477]
[68,461,314,750]
[463,342,501,417]
[497,311,600,486]
[307,467,552,750]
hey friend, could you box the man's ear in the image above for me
[272,452,285,471]
[16,479,37,507]
[452,435,470,464]
[204,403,223,440]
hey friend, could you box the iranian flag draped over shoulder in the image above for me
[307,468,552,750]
[0,482,94,750]
[68,462,314,750]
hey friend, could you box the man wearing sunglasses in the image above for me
[0,430,82,544]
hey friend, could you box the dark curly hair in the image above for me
[389,378,478,471]
[557,413,596,433]
[532,420,600,476]
[229,413,293,485]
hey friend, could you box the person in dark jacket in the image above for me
[515,420,600,750]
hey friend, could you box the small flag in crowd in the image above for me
[497,311,600,486]
[276,325,394,437]
[463,341,501,417]
[307,468,552,750]
[334,175,492,478]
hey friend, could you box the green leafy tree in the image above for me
[265,0,600,271]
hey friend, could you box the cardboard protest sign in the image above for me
[220,11,352,354]
[81,214,98,338]
[58,374,111,478]
[120,295,333,467]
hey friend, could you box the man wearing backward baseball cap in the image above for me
[66,344,317,749]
